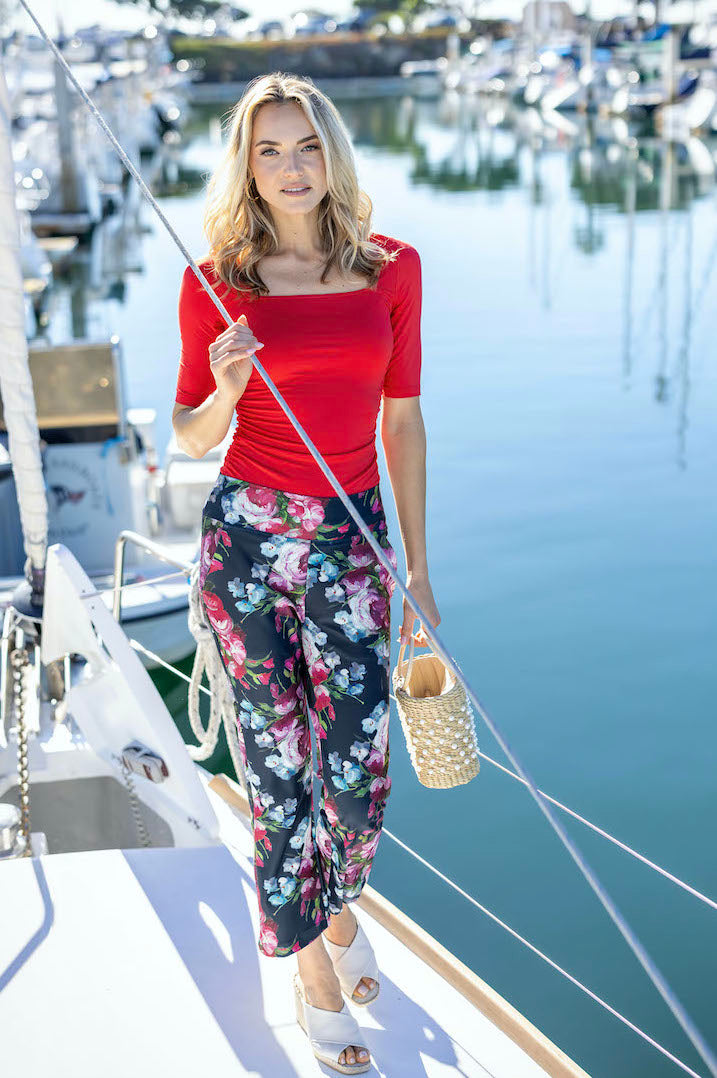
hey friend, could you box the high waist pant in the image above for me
[199,474,398,957]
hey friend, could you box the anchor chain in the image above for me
[117,755,152,848]
[10,646,32,857]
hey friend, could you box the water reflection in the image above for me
[30,89,715,476]
[330,94,714,471]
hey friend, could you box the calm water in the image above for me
[104,94,716,1077]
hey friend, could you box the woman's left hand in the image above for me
[399,571,441,648]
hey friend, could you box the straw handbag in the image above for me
[391,637,480,789]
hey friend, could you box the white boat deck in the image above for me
[0,775,586,1078]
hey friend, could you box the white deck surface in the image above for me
[0,810,555,1078]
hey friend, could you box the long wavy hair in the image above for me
[201,71,397,300]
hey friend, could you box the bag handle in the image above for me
[396,635,431,686]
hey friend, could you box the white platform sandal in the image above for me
[293,972,371,1074]
[323,917,380,1005]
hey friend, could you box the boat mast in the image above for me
[0,59,48,608]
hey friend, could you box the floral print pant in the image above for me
[199,474,398,958]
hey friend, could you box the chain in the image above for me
[117,755,152,848]
[10,646,32,857]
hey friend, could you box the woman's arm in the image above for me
[172,394,237,459]
[173,312,264,458]
[380,395,440,647]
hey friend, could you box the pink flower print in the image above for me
[306,653,331,697]
[369,775,392,801]
[344,860,364,886]
[286,494,326,536]
[225,631,248,675]
[270,681,302,717]
[347,540,376,569]
[268,541,309,592]
[313,678,334,721]
[199,525,231,587]
[343,580,389,637]
[324,795,340,827]
[202,590,235,637]
[365,746,387,777]
[230,485,278,526]
[316,820,334,863]
[258,910,279,956]
[201,591,248,679]
[377,544,398,595]
[342,567,374,594]
[271,713,310,771]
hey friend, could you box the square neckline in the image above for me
[260,286,373,299]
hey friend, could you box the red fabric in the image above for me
[175,232,422,496]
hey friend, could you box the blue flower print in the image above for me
[249,707,268,731]
[362,700,387,735]
[228,577,268,613]
[307,550,341,587]
[289,814,310,850]
[349,740,371,762]
[266,876,297,909]
[266,752,299,781]
[303,617,328,650]
[328,751,343,773]
[335,668,350,690]
[268,803,286,824]
[342,761,362,786]
[333,608,363,643]
[245,761,262,791]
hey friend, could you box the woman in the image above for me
[173,72,440,1073]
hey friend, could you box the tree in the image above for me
[112,0,249,19]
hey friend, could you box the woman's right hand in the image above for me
[209,314,264,404]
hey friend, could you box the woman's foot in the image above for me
[296,933,371,1068]
[324,904,377,1001]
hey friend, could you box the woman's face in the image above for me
[249,101,328,216]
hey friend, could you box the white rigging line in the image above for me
[127,635,703,1078]
[117,624,717,914]
[15,6,716,1074]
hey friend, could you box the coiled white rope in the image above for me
[15,6,716,1074]
[185,562,247,789]
[128,570,249,795]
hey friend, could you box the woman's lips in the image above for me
[282,186,311,195]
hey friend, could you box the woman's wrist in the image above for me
[213,386,241,410]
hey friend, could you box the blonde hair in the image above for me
[201,71,397,300]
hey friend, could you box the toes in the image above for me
[340,1046,368,1066]
[354,977,375,998]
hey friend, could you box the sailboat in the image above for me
[2,7,716,1078]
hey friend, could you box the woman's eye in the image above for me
[259,144,320,156]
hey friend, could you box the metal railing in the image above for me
[112,530,193,623]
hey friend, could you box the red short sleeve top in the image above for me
[174,231,422,496]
